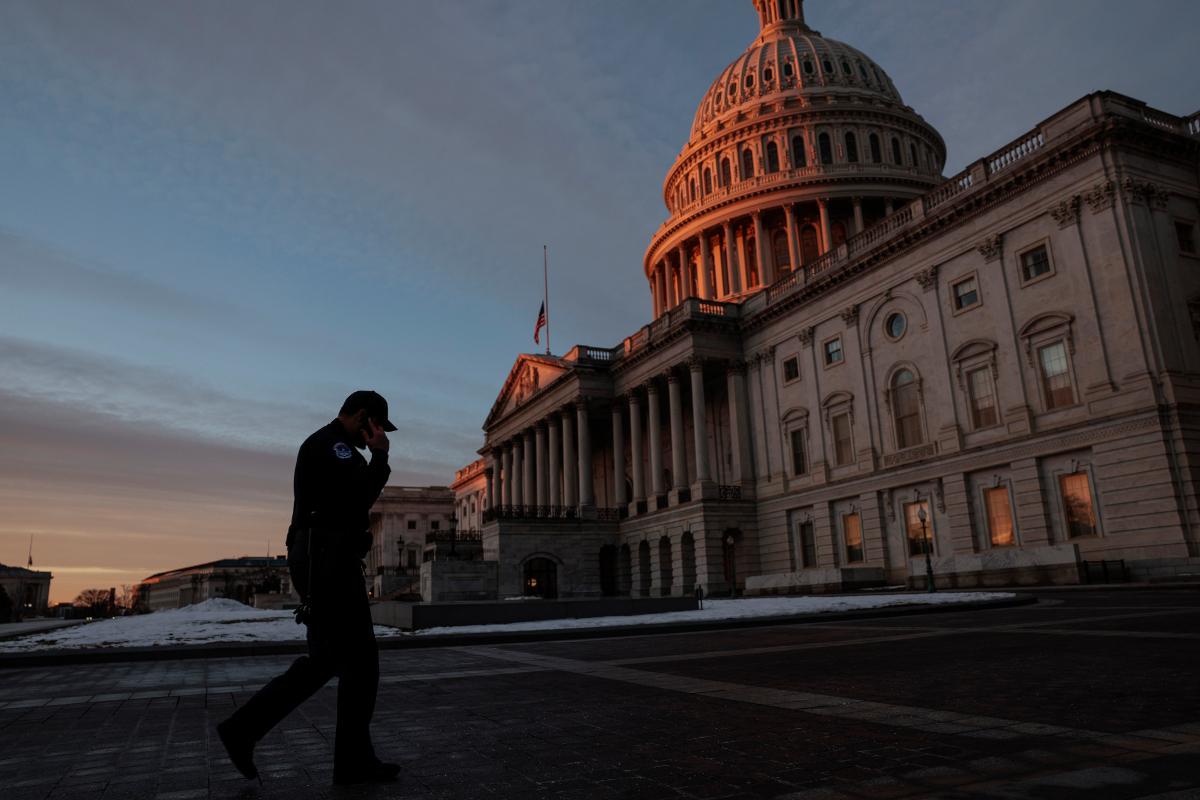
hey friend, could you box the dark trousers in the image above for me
[225,548,378,770]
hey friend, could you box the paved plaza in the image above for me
[1,589,1198,799]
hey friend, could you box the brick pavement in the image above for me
[1,589,1198,799]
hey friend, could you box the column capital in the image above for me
[725,358,748,376]
[643,379,660,395]
[686,356,705,373]
[626,389,642,406]
[666,371,681,385]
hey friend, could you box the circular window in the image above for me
[885,312,907,339]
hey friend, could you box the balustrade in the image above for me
[987,132,1045,175]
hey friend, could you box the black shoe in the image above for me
[333,759,401,785]
[217,719,259,781]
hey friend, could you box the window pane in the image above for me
[968,367,998,428]
[1039,342,1074,409]
[843,513,863,563]
[954,278,978,309]
[825,338,843,365]
[1060,472,1097,538]
[984,487,1014,547]
[833,413,853,465]
[1177,222,1196,255]
[801,522,816,567]
[783,357,799,382]
[1021,246,1051,281]
[892,371,923,449]
[904,501,931,556]
[790,429,806,476]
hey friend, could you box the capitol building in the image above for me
[455,0,1200,599]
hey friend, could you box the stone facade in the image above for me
[466,1,1200,598]
[134,556,295,612]
[366,485,454,599]
[0,563,52,618]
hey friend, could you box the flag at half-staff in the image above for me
[533,301,547,346]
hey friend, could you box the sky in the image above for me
[1,0,1197,604]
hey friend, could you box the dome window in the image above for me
[720,157,732,187]
[740,148,755,180]
[728,81,737,98]
[783,61,794,78]
[803,60,814,76]
[766,141,780,174]
[869,133,882,164]
[841,60,852,76]
[745,74,755,89]
[845,132,859,164]
[910,142,919,169]
[818,132,833,165]
[763,67,774,83]
[892,137,903,165]
[791,135,807,168]
[858,62,870,83]
[703,168,712,195]
[822,58,834,75]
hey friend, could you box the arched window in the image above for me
[741,148,755,179]
[791,135,807,167]
[891,137,903,165]
[831,221,847,247]
[745,234,759,287]
[720,157,732,187]
[800,225,820,263]
[703,167,712,195]
[869,133,882,164]
[891,369,923,449]
[771,229,790,272]
[766,141,780,173]
[689,178,696,203]
[818,132,833,165]
[910,142,919,169]
[845,132,859,163]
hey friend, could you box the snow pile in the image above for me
[0,600,395,652]
[415,592,1016,636]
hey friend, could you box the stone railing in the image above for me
[718,485,743,501]
[1187,112,1200,138]
[425,530,483,545]
[881,443,938,468]
[986,132,1045,175]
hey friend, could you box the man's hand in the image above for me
[366,419,390,452]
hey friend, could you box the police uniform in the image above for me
[222,417,390,777]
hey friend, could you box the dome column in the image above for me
[699,232,713,299]
[677,243,693,300]
[784,203,800,274]
[818,197,833,255]
[753,210,774,286]
[852,197,865,235]
[629,391,645,508]
[656,263,669,313]
[649,277,659,318]
[722,221,741,295]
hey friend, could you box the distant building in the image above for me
[366,486,454,599]
[452,458,488,533]
[135,556,296,612]
[0,563,52,619]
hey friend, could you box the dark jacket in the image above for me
[286,419,391,560]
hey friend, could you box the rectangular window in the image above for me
[407,520,417,530]
[984,487,1015,547]
[843,513,863,563]
[790,429,807,476]
[904,500,932,557]
[832,412,854,466]
[1060,472,1098,538]
[800,521,816,568]
[952,277,979,311]
[431,520,440,531]
[783,356,800,382]
[1020,245,1052,282]
[1178,221,1197,255]
[407,550,417,568]
[967,367,998,429]
[1038,341,1074,409]
[824,337,844,366]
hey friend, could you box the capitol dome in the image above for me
[644,0,947,315]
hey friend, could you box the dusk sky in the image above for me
[2,0,1198,604]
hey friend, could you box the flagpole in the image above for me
[543,245,551,356]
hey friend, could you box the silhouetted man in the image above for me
[218,390,400,785]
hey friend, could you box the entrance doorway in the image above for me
[599,546,618,597]
[523,557,558,599]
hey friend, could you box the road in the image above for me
[2,589,1198,799]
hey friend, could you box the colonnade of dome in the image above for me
[644,0,948,317]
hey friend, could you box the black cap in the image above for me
[340,390,398,432]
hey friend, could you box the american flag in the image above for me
[533,302,547,345]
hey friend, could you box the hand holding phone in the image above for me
[365,418,390,452]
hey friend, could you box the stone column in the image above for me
[668,373,688,499]
[611,402,626,508]
[726,361,754,486]
[548,417,561,510]
[852,196,864,234]
[678,243,692,300]
[562,407,577,508]
[784,203,800,273]
[510,440,523,510]
[535,423,548,513]
[689,360,713,492]
[656,265,668,314]
[649,278,659,318]
[752,210,773,286]
[736,225,752,292]
[629,392,645,507]
[647,381,665,498]
[484,468,494,514]
[576,400,594,508]
[722,221,741,295]
[698,233,713,300]
[523,430,535,508]
[818,197,833,255]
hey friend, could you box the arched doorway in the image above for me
[722,529,741,597]
[658,537,674,597]
[680,532,697,595]
[523,557,558,599]
[619,543,633,596]
[638,540,652,597]
[599,545,618,597]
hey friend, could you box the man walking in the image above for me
[218,390,401,785]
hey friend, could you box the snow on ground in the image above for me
[0,592,1014,650]
[0,599,394,652]
[412,592,1016,636]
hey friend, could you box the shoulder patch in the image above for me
[333,442,354,460]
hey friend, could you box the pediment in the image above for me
[484,354,570,429]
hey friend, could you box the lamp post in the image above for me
[725,533,737,597]
[917,506,935,593]
[447,515,458,558]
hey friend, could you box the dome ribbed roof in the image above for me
[690,16,904,142]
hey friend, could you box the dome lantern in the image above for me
[753,0,809,34]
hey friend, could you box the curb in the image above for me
[0,594,1035,669]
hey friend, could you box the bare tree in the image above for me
[74,588,110,613]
